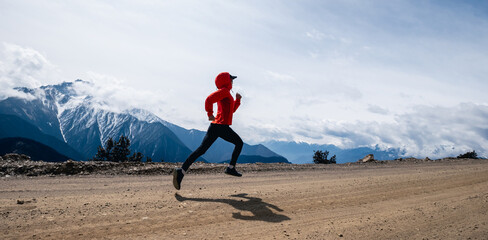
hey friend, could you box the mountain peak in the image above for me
[13,86,35,94]
[126,108,162,124]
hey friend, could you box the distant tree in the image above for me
[329,155,337,164]
[112,136,131,162]
[146,157,152,163]
[105,137,114,161]
[92,135,144,162]
[313,150,326,164]
[92,146,106,161]
[313,150,337,164]
[457,150,478,159]
[92,137,114,161]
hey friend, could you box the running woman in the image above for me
[173,72,243,190]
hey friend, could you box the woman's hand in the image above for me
[236,93,242,100]
[208,115,215,121]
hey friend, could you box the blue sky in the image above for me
[1,0,487,158]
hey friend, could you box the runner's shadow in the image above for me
[175,193,290,222]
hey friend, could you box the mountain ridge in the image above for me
[0,114,84,160]
[262,140,404,164]
[1,81,285,163]
[0,137,70,162]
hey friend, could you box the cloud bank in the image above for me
[0,43,61,100]
[279,103,488,158]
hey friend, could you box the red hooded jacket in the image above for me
[205,72,241,125]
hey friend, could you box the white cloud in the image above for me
[71,72,170,116]
[0,43,63,100]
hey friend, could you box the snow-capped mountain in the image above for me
[0,80,288,163]
[0,81,196,161]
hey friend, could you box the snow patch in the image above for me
[127,108,162,123]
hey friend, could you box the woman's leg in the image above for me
[181,124,218,172]
[219,126,243,166]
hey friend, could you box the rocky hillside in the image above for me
[1,153,483,177]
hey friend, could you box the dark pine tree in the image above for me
[313,150,337,164]
[113,136,131,162]
[92,136,144,162]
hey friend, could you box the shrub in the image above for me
[457,150,478,159]
[313,150,337,164]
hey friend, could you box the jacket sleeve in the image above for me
[205,89,228,117]
[233,98,241,112]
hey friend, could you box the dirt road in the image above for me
[1,160,487,239]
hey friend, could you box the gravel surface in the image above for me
[1,157,487,239]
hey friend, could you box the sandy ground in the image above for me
[1,160,487,239]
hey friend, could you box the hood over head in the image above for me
[215,72,236,90]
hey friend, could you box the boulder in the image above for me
[358,154,375,163]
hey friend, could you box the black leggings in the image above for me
[182,123,243,171]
